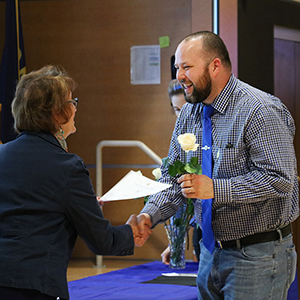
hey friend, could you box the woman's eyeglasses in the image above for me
[68,98,78,109]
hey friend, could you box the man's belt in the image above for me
[216,223,292,249]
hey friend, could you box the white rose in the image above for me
[177,133,199,153]
[152,167,162,180]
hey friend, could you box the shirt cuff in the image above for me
[213,178,232,203]
[140,202,164,228]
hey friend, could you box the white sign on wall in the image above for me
[130,45,161,85]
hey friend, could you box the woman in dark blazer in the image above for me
[0,65,138,300]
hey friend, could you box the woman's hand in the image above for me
[96,197,106,207]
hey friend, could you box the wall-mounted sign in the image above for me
[130,45,160,85]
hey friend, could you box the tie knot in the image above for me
[203,105,214,118]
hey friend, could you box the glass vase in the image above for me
[164,224,187,269]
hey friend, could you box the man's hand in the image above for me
[136,213,152,247]
[177,174,214,199]
[126,214,144,247]
[161,246,170,265]
[126,213,152,247]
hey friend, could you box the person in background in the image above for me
[161,79,202,265]
[0,65,140,300]
[167,79,186,117]
[134,31,298,299]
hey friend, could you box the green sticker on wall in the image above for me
[159,36,170,48]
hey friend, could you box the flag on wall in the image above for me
[0,0,26,144]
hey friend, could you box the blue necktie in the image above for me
[201,105,215,254]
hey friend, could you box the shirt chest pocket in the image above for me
[213,145,250,178]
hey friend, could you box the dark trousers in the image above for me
[192,226,202,262]
[0,286,67,300]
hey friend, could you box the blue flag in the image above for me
[0,0,26,143]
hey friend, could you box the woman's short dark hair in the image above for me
[12,65,77,134]
[168,79,184,100]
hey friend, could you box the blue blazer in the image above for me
[0,132,134,299]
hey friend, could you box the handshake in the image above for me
[126,213,153,247]
[97,198,152,247]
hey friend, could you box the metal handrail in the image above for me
[96,140,162,196]
[95,140,162,267]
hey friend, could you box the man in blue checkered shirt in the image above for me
[134,31,299,299]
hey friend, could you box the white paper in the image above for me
[101,170,171,201]
[130,45,161,85]
[161,273,197,277]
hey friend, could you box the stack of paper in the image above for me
[101,170,171,201]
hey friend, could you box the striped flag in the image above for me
[0,0,26,143]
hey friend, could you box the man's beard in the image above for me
[183,68,212,104]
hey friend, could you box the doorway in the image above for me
[274,26,300,288]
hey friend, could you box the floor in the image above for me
[67,258,153,282]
